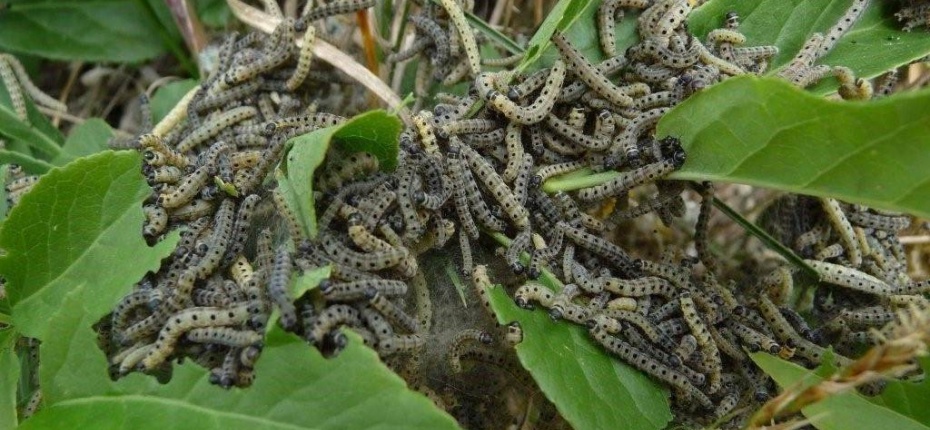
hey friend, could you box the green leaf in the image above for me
[868,357,930,426]
[291,265,331,298]
[0,328,19,430]
[465,11,523,55]
[0,0,177,63]
[194,0,232,28]
[0,150,179,339]
[31,283,459,430]
[518,0,639,73]
[656,76,930,218]
[486,271,672,430]
[0,69,64,160]
[52,118,112,165]
[0,151,54,175]
[689,1,930,94]
[280,130,329,239]
[281,110,402,239]
[329,110,403,172]
[750,352,930,430]
[150,79,198,123]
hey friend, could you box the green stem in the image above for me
[711,197,819,279]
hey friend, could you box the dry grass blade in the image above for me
[226,0,411,124]
[165,0,208,59]
[748,304,930,429]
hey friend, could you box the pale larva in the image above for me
[177,106,257,153]
[551,33,634,107]
[679,294,721,393]
[502,122,525,183]
[439,0,480,75]
[185,326,263,347]
[141,304,251,370]
[487,60,566,125]
[805,259,896,296]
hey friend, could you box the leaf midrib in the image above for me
[52,394,319,430]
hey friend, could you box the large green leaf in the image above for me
[0,328,19,430]
[655,76,930,218]
[0,151,179,339]
[750,352,930,430]
[52,118,112,165]
[689,0,930,94]
[28,283,459,430]
[486,271,671,430]
[0,0,178,63]
[280,109,402,239]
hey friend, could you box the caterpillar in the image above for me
[507,69,550,100]
[502,122,525,182]
[321,278,409,301]
[320,232,409,271]
[158,165,214,209]
[577,150,685,202]
[318,152,380,191]
[141,304,251,370]
[679,294,722,393]
[369,292,420,333]
[185,326,263,347]
[589,319,713,409]
[514,283,556,310]
[439,0,480,75]
[726,319,780,354]
[143,205,168,237]
[560,223,635,273]
[307,304,362,346]
[805,259,896,296]
[559,55,629,101]
[458,229,474,277]
[820,0,870,55]
[177,106,257,153]
[448,329,495,373]
[603,276,676,298]
[487,60,566,125]
[378,334,426,355]
[505,229,532,274]
[552,33,634,107]
[599,309,676,350]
